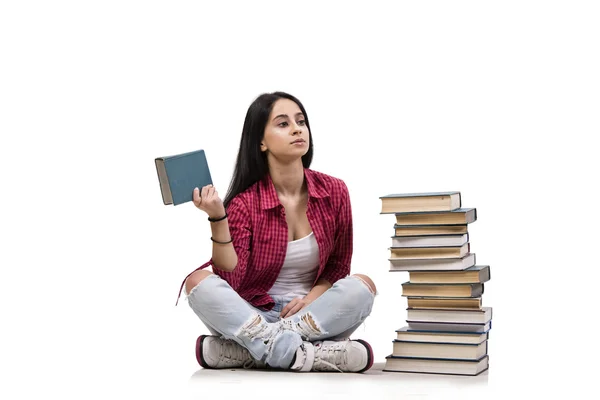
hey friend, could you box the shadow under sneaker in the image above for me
[291,339,374,373]
[195,335,266,369]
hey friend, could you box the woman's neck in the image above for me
[268,160,306,198]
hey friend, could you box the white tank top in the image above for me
[268,232,320,298]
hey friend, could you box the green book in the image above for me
[155,149,213,205]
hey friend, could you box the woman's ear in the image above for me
[260,142,267,152]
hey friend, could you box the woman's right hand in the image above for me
[193,184,226,220]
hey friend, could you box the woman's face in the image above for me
[261,98,310,162]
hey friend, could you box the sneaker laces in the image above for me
[312,341,349,373]
[219,340,251,365]
[219,340,266,369]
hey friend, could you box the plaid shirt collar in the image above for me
[259,168,330,210]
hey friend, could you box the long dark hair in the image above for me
[223,91,313,208]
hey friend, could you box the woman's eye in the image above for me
[278,120,305,127]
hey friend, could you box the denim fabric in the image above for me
[186,274,375,369]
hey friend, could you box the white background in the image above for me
[1,1,599,399]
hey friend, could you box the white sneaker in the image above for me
[290,339,374,373]
[195,335,266,369]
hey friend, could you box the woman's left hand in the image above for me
[280,297,312,319]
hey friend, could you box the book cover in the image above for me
[380,192,461,214]
[383,354,489,376]
[392,339,488,360]
[395,327,489,344]
[394,224,469,237]
[391,233,469,248]
[389,243,470,259]
[406,296,482,309]
[401,281,484,297]
[395,208,477,226]
[408,265,490,284]
[389,253,476,272]
[155,149,213,206]
[406,320,492,333]
[406,307,493,324]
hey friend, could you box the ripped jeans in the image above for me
[185,274,375,369]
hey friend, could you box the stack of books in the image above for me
[379,191,491,376]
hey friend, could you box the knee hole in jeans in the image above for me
[185,269,214,295]
[351,274,376,294]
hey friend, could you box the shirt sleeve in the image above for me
[320,181,353,285]
[212,196,252,291]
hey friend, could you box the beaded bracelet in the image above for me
[208,213,228,222]
[210,237,233,245]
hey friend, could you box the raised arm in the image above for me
[193,185,238,272]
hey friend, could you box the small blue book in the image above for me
[155,149,213,205]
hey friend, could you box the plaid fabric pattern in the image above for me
[177,168,353,310]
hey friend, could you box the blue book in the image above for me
[155,149,213,205]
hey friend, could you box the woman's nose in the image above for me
[291,122,303,133]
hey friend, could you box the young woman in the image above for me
[176,91,377,372]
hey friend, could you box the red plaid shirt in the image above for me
[176,168,353,310]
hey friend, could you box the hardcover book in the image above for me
[401,281,484,297]
[408,265,490,284]
[391,233,469,248]
[389,253,476,272]
[406,296,482,309]
[406,307,493,324]
[383,355,489,376]
[389,243,470,259]
[392,339,488,360]
[155,149,213,206]
[395,208,477,226]
[394,224,469,237]
[395,327,488,344]
[380,192,461,214]
[406,321,491,333]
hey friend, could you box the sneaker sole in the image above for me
[354,339,374,373]
[195,335,212,369]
